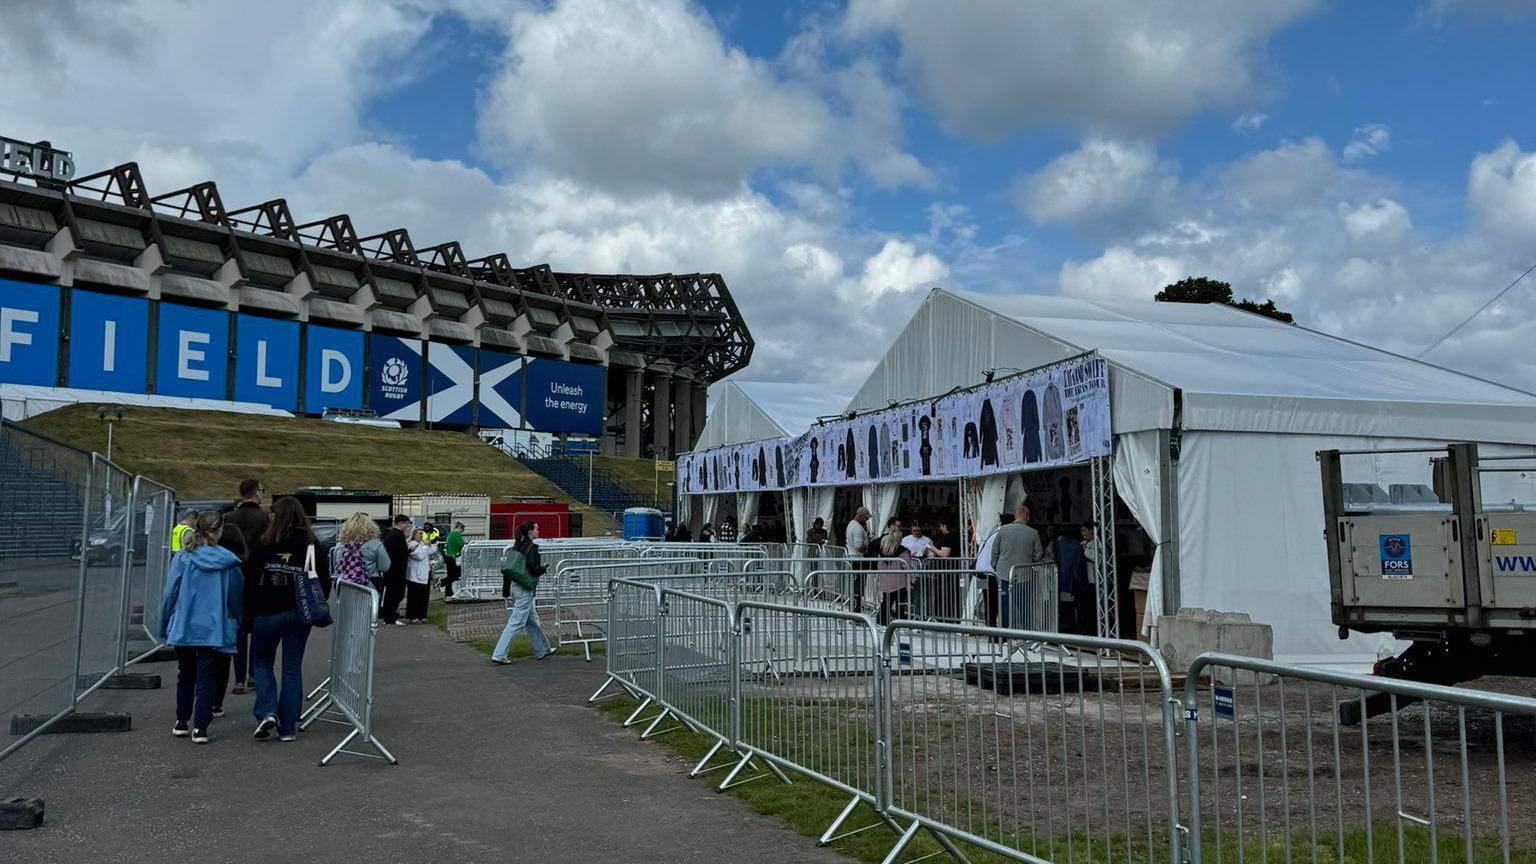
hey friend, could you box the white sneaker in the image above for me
[254,715,277,740]
[191,729,209,744]
[392,620,408,627]
[171,722,190,738]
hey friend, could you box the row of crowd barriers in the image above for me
[300,580,396,766]
[593,569,1536,864]
[0,420,177,765]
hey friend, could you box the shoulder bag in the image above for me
[295,545,334,627]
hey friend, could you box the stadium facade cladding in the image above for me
[0,157,752,457]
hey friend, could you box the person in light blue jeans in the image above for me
[491,521,551,664]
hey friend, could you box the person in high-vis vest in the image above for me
[170,510,198,553]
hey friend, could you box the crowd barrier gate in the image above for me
[308,580,396,766]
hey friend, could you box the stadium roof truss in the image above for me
[0,160,753,382]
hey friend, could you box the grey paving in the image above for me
[0,621,853,864]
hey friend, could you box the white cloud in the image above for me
[1052,140,1536,388]
[477,0,926,198]
[1224,137,1339,208]
[856,239,948,302]
[1467,139,1536,250]
[1343,124,1391,162]
[1015,139,1174,226]
[843,0,1319,138]
[1232,112,1269,134]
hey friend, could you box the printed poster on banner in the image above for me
[681,352,1110,494]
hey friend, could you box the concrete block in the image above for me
[1157,607,1275,686]
[135,645,178,664]
[0,797,45,830]
[9,712,132,736]
[102,672,161,690]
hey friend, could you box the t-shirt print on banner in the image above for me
[979,398,999,468]
[1001,397,1020,466]
[1043,382,1064,462]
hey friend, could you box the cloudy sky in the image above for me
[5,0,1535,419]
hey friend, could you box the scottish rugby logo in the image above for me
[382,357,409,387]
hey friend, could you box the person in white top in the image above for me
[900,523,938,559]
[844,507,872,613]
[403,528,433,624]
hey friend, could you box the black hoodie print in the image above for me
[734,451,742,488]
[979,398,999,467]
[918,415,933,476]
[845,429,856,479]
[775,446,784,487]
[810,438,820,483]
[757,446,767,486]
[1022,389,1042,464]
[963,422,979,460]
[867,425,880,479]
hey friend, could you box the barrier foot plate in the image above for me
[0,797,45,830]
[818,794,888,846]
[621,696,653,727]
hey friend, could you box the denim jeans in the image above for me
[250,610,312,735]
[175,646,224,732]
[491,584,550,661]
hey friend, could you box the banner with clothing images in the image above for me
[681,352,1111,493]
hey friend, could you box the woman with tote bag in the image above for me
[246,496,328,742]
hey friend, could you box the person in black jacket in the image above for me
[380,515,411,625]
[490,521,552,664]
[222,479,268,696]
[246,496,323,742]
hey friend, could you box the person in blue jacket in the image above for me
[159,510,243,744]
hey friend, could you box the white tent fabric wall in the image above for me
[1111,431,1164,639]
[737,492,761,535]
[694,381,789,450]
[811,486,836,538]
[702,495,720,531]
[968,475,1009,555]
[677,494,694,531]
[863,484,903,535]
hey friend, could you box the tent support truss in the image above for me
[1090,453,1120,639]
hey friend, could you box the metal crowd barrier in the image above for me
[1185,652,1536,864]
[307,580,396,766]
[1002,562,1059,632]
[0,419,179,767]
[882,621,1182,864]
[549,559,704,660]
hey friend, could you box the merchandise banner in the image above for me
[679,352,1110,495]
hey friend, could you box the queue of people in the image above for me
[158,478,469,744]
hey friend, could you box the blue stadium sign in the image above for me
[425,343,475,425]
[155,303,229,400]
[476,348,523,429]
[67,290,149,392]
[304,324,363,413]
[0,278,60,387]
[369,333,422,422]
[234,314,300,412]
[522,357,604,435]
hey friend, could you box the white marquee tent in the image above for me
[849,288,1536,665]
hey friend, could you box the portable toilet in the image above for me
[622,507,665,541]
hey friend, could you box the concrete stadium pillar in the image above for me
[650,371,672,459]
[623,370,643,458]
[692,386,707,445]
[672,379,693,455]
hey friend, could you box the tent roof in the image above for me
[729,381,849,441]
[848,288,1536,441]
[693,381,790,449]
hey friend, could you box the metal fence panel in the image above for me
[551,559,703,659]
[1004,562,1059,633]
[0,423,92,759]
[75,454,133,701]
[607,578,663,704]
[1185,652,1536,864]
[729,600,884,805]
[658,588,735,747]
[131,480,175,662]
[882,621,1182,864]
[319,580,396,765]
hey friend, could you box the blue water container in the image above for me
[622,507,665,541]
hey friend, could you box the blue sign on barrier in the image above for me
[476,348,523,429]
[1213,687,1235,718]
[425,343,475,425]
[68,290,148,393]
[369,334,422,422]
[156,303,229,399]
[522,357,604,435]
[0,278,60,387]
[234,314,300,411]
[304,324,364,414]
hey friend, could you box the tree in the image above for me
[1154,276,1294,324]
